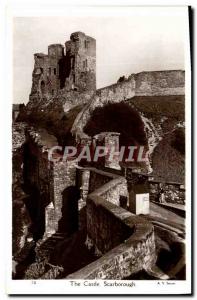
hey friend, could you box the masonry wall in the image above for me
[86,195,132,255]
[12,122,26,185]
[88,170,115,194]
[52,160,77,232]
[134,70,185,96]
[23,127,78,237]
[12,122,31,256]
[24,128,56,196]
[67,169,156,279]
[88,168,128,206]
[67,221,155,279]
[30,45,64,101]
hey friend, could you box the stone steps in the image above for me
[35,232,69,260]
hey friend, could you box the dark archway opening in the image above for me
[24,186,45,241]
[84,102,148,164]
[58,186,80,235]
[84,102,147,148]
[119,195,128,209]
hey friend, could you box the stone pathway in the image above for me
[148,202,185,232]
[153,201,185,217]
[159,202,185,211]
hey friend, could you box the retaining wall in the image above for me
[67,169,156,279]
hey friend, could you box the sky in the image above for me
[13,7,188,104]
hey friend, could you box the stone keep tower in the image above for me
[29,31,96,102]
[64,32,96,91]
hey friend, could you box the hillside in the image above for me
[127,95,185,182]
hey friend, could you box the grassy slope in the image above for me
[127,96,185,182]
[151,133,185,182]
[127,95,184,120]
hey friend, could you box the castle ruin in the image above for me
[12,31,185,280]
[30,32,96,102]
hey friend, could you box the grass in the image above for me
[126,95,185,121]
[152,132,185,182]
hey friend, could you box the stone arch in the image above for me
[84,102,148,148]
[83,102,149,169]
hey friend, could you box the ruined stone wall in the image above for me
[52,160,77,232]
[149,181,185,205]
[88,170,115,194]
[30,44,64,101]
[12,122,26,185]
[86,195,132,256]
[12,122,26,151]
[25,127,79,235]
[24,128,57,192]
[88,168,128,206]
[67,171,156,279]
[134,70,185,96]
[12,122,32,256]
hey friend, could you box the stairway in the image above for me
[24,232,71,279]
[35,232,69,261]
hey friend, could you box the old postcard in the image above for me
[7,4,192,295]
